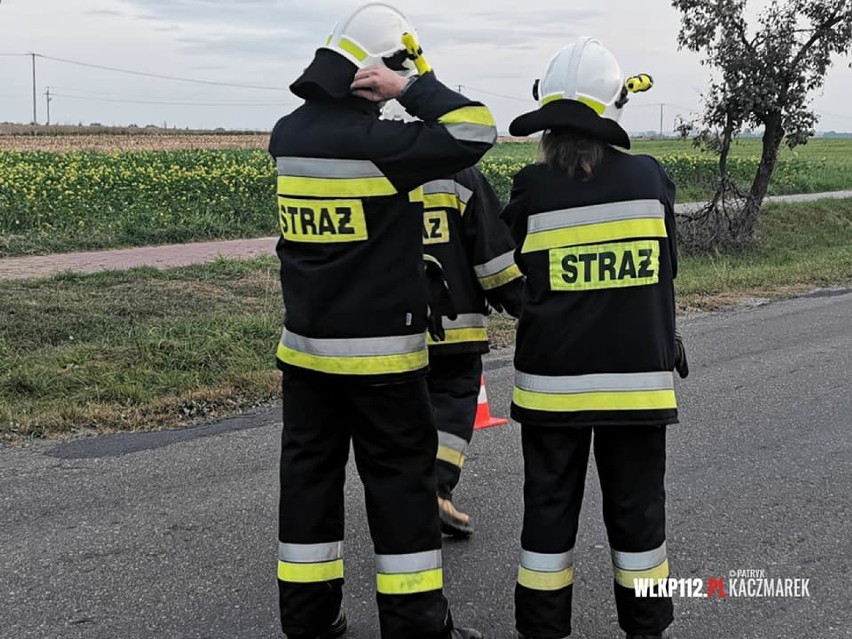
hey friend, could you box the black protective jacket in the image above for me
[268,72,497,382]
[423,167,524,356]
[501,147,679,426]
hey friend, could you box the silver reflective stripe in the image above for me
[527,199,665,234]
[423,180,474,204]
[281,328,425,357]
[521,549,574,572]
[444,123,498,144]
[515,371,674,394]
[276,156,385,179]
[612,542,667,570]
[438,431,468,454]
[423,180,455,195]
[441,313,486,330]
[376,550,442,574]
[279,541,343,563]
[474,250,516,279]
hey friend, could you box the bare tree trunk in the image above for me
[739,112,785,241]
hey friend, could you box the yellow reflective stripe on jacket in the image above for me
[422,179,473,214]
[523,219,667,253]
[428,327,489,346]
[278,329,428,376]
[423,192,465,213]
[277,175,397,198]
[436,431,468,468]
[522,199,667,253]
[514,371,676,412]
[278,559,344,583]
[276,156,397,198]
[480,263,523,290]
[514,388,676,412]
[427,314,488,346]
[614,559,670,589]
[438,106,495,126]
[376,550,443,595]
[438,106,497,144]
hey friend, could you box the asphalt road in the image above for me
[2,289,852,639]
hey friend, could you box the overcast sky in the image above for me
[1,0,851,134]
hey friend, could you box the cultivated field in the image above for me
[2,131,852,257]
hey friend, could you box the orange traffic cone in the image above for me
[474,374,509,430]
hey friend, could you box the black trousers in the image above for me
[426,352,483,500]
[278,370,453,639]
[515,425,673,638]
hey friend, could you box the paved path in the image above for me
[2,289,851,638]
[2,190,851,281]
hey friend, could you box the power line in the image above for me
[35,54,289,92]
[50,92,288,107]
[458,85,531,103]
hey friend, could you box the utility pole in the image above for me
[31,53,38,125]
[659,103,664,138]
[44,87,52,126]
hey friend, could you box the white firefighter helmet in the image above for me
[536,37,627,122]
[323,3,420,77]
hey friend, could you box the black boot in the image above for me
[285,609,347,639]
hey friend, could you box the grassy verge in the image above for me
[2,199,851,440]
[0,258,284,440]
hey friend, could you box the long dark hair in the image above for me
[539,128,606,181]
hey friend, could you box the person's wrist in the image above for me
[398,75,418,97]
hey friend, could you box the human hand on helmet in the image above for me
[351,66,410,102]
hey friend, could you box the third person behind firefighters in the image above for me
[421,166,524,537]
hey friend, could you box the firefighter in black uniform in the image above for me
[500,39,688,639]
[421,167,524,536]
[268,4,496,638]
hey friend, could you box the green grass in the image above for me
[0,258,284,439]
[3,138,852,257]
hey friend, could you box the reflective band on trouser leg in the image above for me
[612,542,669,588]
[437,431,468,469]
[521,199,667,253]
[376,550,443,595]
[278,541,344,583]
[513,371,677,412]
[278,328,428,376]
[275,156,397,198]
[427,313,487,346]
[517,549,575,591]
[475,249,523,290]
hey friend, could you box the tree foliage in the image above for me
[672,0,852,251]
